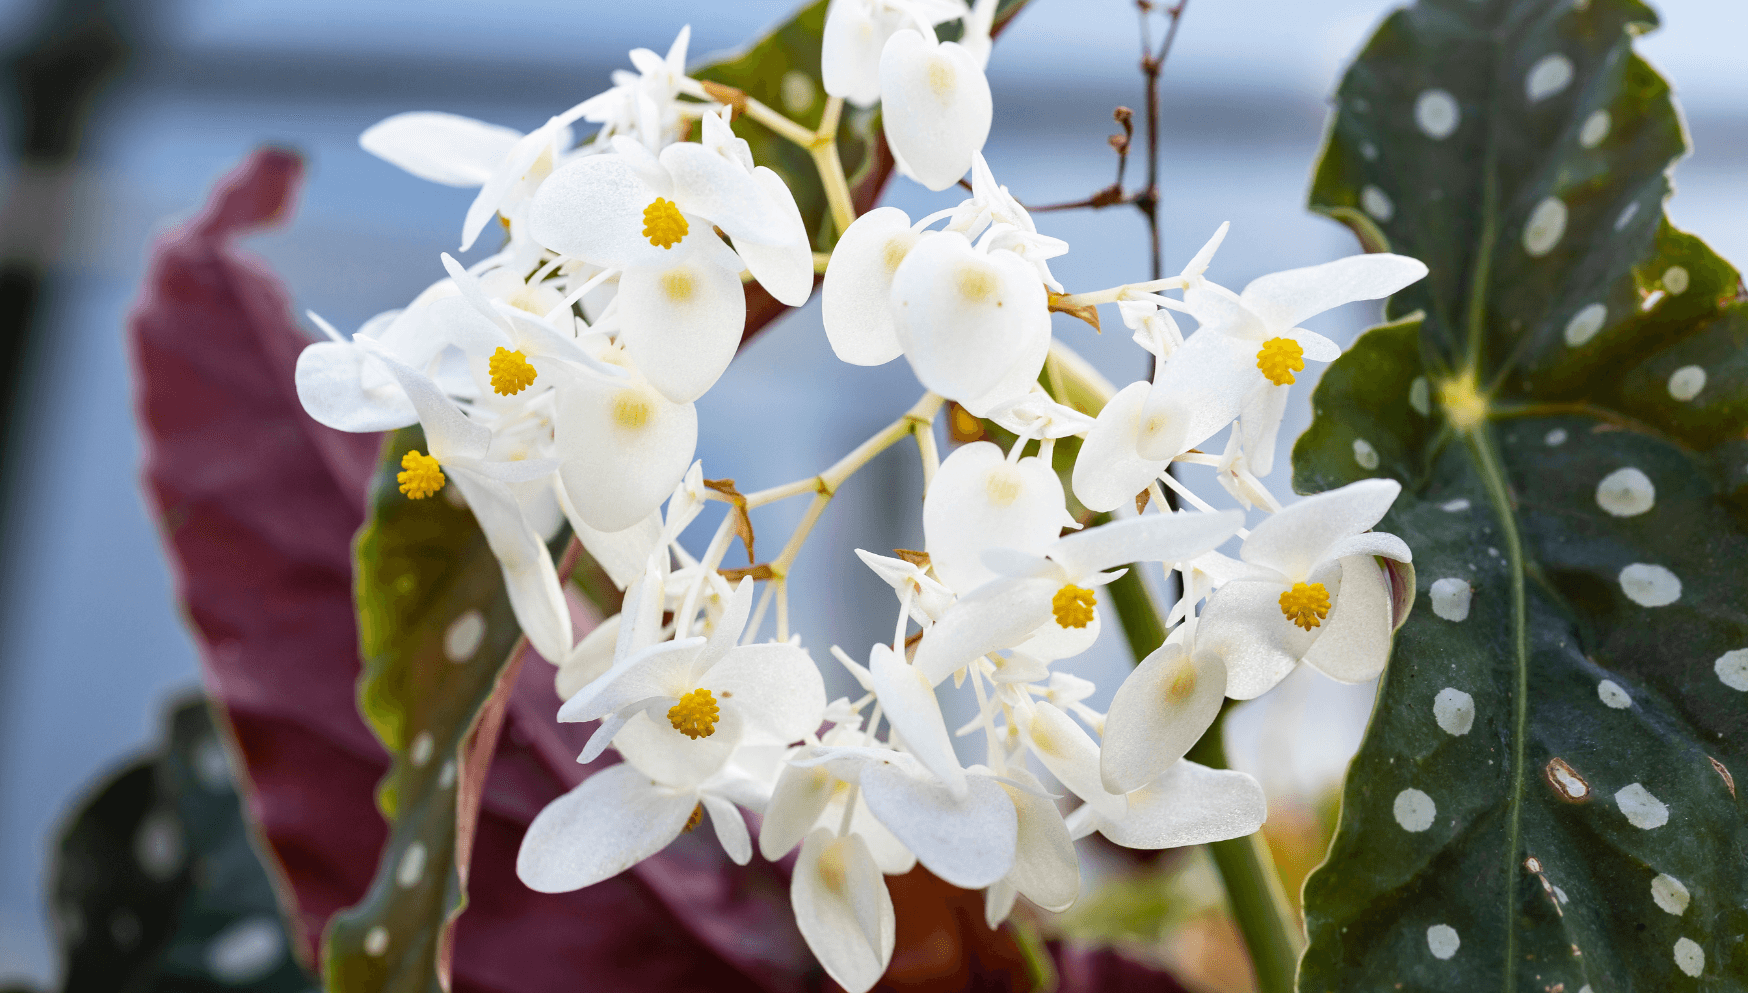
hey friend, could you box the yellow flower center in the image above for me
[488,347,537,396]
[611,389,654,430]
[1052,584,1098,629]
[642,198,688,249]
[1256,337,1306,386]
[667,688,720,739]
[397,450,445,499]
[1279,581,1332,631]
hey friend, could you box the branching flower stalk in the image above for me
[295,7,1430,992]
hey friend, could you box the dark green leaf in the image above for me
[1293,1,1748,990]
[51,696,314,993]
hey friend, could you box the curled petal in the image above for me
[1000,767,1079,912]
[868,644,966,798]
[912,575,1057,685]
[793,829,895,993]
[760,760,839,862]
[1023,702,1125,821]
[294,341,417,432]
[360,111,522,187]
[822,207,914,365]
[1070,380,1169,513]
[732,167,814,307]
[701,793,752,865]
[822,0,898,105]
[446,466,571,663]
[1238,477,1402,579]
[1085,760,1267,850]
[1301,554,1395,684]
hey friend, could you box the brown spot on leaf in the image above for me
[1710,756,1736,798]
[1544,757,1591,802]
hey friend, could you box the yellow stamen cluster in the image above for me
[397,450,445,500]
[1052,584,1098,629]
[667,688,720,739]
[1279,581,1332,631]
[489,347,537,396]
[1256,337,1306,386]
[642,198,688,249]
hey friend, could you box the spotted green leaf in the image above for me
[1291,1,1748,991]
[322,426,567,993]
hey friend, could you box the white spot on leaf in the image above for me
[1415,89,1460,139]
[1545,428,1567,446]
[1361,185,1394,222]
[1579,109,1611,147]
[439,759,458,789]
[1430,578,1472,622]
[1409,376,1431,416]
[1434,688,1475,735]
[1527,53,1574,101]
[1597,679,1631,709]
[410,731,435,767]
[1663,265,1690,294]
[1667,365,1705,402]
[1715,649,1748,691]
[1524,197,1567,256]
[1615,782,1669,829]
[1674,937,1705,977]
[1615,201,1640,231]
[1394,788,1436,832]
[135,811,184,881]
[397,841,427,888]
[1595,467,1655,517]
[206,917,284,984]
[1652,874,1690,915]
[1360,141,1379,161]
[1564,303,1607,346]
[445,610,486,663]
[364,925,389,957]
[1427,924,1460,959]
[1353,438,1380,469]
[1619,563,1681,607]
[1440,498,1470,512]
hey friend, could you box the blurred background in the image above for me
[0,0,1741,987]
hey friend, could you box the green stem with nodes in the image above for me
[1043,339,1300,993]
[689,79,859,240]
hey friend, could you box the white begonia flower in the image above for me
[760,733,916,875]
[360,111,525,188]
[1069,380,1170,514]
[430,254,616,400]
[983,391,1097,441]
[855,549,955,625]
[552,342,698,534]
[821,0,969,106]
[1018,699,1128,821]
[517,759,759,894]
[574,26,696,151]
[922,441,1067,595]
[558,579,827,776]
[1195,478,1411,699]
[296,309,423,433]
[984,766,1079,926]
[839,751,1018,890]
[913,510,1244,682]
[878,27,992,191]
[351,339,572,663]
[1099,638,1227,794]
[792,827,895,993]
[947,153,1068,291]
[822,206,919,366]
[890,232,1050,406]
[1067,759,1268,850]
[1135,252,1429,465]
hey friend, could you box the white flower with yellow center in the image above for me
[1193,478,1412,699]
[878,18,993,191]
[425,253,612,401]
[922,440,1068,596]
[912,510,1243,682]
[821,0,969,107]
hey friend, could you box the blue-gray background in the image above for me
[0,0,1741,984]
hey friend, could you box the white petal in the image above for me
[1238,253,1428,333]
[956,300,1052,418]
[558,637,701,723]
[1239,477,1402,578]
[462,121,559,252]
[1321,530,1413,566]
[614,706,745,790]
[1194,580,1312,700]
[446,467,572,662]
[822,207,914,365]
[661,142,791,246]
[858,763,1016,889]
[701,793,752,865]
[1100,642,1226,794]
[527,153,702,269]
[1009,610,1100,664]
[555,614,620,701]
[912,575,1057,684]
[891,236,1046,401]
[878,33,992,191]
[998,767,1078,912]
[294,341,418,432]
[353,337,490,460]
[707,643,829,744]
[1133,330,1257,462]
[1049,510,1245,579]
[1237,380,1291,478]
[793,830,895,993]
[1070,380,1169,513]
[1090,760,1266,849]
[924,441,1065,594]
[732,167,814,307]
[554,376,697,533]
[556,486,663,591]
[360,111,522,188]
[760,760,840,861]
[1023,702,1125,821]
[868,644,967,798]
[984,880,1019,929]
[618,252,746,403]
[517,763,694,891]
[1302,554,1394,683]
[822,0,896,106]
